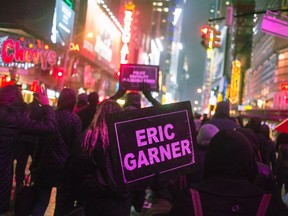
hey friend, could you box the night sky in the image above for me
[181,0,211,106]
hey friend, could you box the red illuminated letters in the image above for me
[1,38,57,70]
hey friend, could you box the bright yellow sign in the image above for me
[229,60,241,104]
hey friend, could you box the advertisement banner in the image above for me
[119,64,159,91]
[51,0,75,45]
[82,0,121,72]
[106,101,197,189]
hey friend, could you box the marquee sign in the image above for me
[0,35,57,70]
[106,101,197,189]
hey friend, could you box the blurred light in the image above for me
[87,32,93,38]
[44,44,49,50]
[197,88,202,93]
[155,38,163,52]
[173,8,182,25]
[177,42,183,50]
[194,100,199,105]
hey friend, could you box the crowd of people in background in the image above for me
[1,84,288,215]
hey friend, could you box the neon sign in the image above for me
[1,38,57,70]
[121,10,133,63]
[70,42,80,51]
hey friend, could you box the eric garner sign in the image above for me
[106,101,197,189]
[119,64,159,91]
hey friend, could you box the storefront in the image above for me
[0,31,60,105]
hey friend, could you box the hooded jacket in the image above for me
[170,130,287,216]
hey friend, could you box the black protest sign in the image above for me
[119,63,159,91]
[106,101,197,189]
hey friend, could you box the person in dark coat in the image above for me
[246,117,270,166]
[275,132,288,196]
[31,88,82,215]
[61,100,131,216]
[77,92,99,131]
[14,93,44,190]
[205,101,240,130]
[261,123,277,174]
[73,93,88,113]
[187,124,219,186]
[0,85,56,215]
[170,129,288,215]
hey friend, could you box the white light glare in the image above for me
[155,38,163,52]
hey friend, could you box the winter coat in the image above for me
[0,104,56,214]
[206,113,240,130]
[170,177,286,216]
[77,105,97,131]
[171,129,287,215]
[34,109,82,187]
[57,135,131,216]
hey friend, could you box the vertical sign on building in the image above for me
[229,60,241,104]
[120,2,135,64]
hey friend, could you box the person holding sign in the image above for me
[61,100,131,216]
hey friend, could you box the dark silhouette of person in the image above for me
[205,101,240,130]
[31,88,82,215]
[77,92,99,131]
[0,85,56,215]
[73,93,88,113]
[14,93,44,190]
[170,129,288,215]
[58,100,131,216]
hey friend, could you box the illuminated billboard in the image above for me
[0,33,57,71]
[51,0,75,45]
[82,0,121,72]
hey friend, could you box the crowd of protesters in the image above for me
[1,84,288,216]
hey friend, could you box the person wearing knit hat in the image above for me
[197,124,219,146]
[187,124,219,185]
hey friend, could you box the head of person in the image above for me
[123,92,141,109]
[246,117,262,133]
[83,99,122,155]
[0,84,25,109]
[204,129,258,183]
[88,92,99,107]
[76,93,88,106]
[234,127,259,156]
[260,123,270,140]
[197,124,219,147]
[57,88,77,111]
[214,101,230,117]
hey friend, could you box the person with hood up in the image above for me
[206,101,240,130]
[170,129,288,215]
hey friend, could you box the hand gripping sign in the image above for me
[106,101,197,189]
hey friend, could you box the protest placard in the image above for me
[119,64,159,91]
[106,101,197,189]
